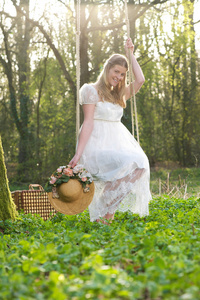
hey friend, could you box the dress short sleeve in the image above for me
[79,84,99,105]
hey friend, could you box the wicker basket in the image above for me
[11,184,57,220]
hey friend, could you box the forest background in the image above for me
[0,0,200,185]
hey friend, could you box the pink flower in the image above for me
[81,177,87,182]
[50,176,57,184]
[63,168,73,177]
[57,168,62,173]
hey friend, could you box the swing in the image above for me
[11,1,142,221]
[75,0,140,143]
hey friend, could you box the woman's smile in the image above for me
[108,65,127,87]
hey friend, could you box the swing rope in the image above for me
[124,0,140,143]
[76,0,81,141]
[75,0,139,143]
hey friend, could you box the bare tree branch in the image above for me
[0,11,16,19]
[0,25,21,134]
[193,19,200,25]
[10,1,76,99]
[57,0,75,16]
[88,0,170,33]
[0,54,7,70]
[136,0,169,20]
[87,21,125,33]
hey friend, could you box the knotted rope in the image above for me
[76,0,81,141]
[124,0,140,143]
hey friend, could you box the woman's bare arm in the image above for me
[124,38,145,100]
[69,104,95,168]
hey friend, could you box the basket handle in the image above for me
[29,184,44,191]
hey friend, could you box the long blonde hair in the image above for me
[96,54,128,108]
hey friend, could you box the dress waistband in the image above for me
[94,119,120,122]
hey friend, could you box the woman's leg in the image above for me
[96,168,144,225]
[96,212,115,225]
[105,168,145,191]
[104,168,145,205]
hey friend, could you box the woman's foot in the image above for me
[95,212,115,225]
[96,219,110,225]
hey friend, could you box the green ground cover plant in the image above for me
[1,195,200,300]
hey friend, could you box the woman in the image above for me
[69,38,152,224]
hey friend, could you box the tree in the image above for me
[31,57,76,179]
[0,136,17,221]
[0,0,32,179]
[152,0,200,166]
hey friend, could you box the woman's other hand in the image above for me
[69,153,80,168]
[125,37,134,57]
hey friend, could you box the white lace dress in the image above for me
[79,83,152,222]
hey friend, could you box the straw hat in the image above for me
[48,179,95,215]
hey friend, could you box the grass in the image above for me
[2,167,200,299]
[1,196,200,299]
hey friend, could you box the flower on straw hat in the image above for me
[44,164,93,194]
[45,164,95,215]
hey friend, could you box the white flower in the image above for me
[73,164,84,174]
[80,171,92,178]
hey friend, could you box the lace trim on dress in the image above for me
[88,167,151,222]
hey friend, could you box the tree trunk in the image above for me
[1,0,32,179]
[0,136,17,221]
[16,0,31,171]
[181,0,196,166]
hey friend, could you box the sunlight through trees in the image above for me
[0,0,200,182]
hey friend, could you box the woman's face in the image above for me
[107,64,127,87]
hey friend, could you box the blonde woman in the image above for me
[69,38,151,224]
